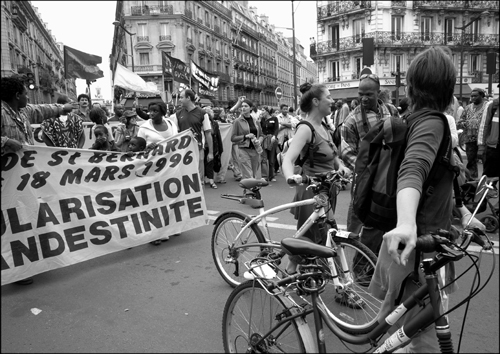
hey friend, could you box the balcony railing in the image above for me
[11,4,28,32]
[185,8,193,19]
[318,1,372,20]
[202,0,232,18]
[159,35,172,41]
[314,31,499,55]
[214,25,221,34]
[413,0,498,10]
[131,5,173,16]
[217,72,230,82]
[197,17,203,24]
[471,71,484,83]
[137,36,149,42]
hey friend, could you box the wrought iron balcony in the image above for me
[202,0,232,18]
[214,25,221,34]
[159,35,172,41]
[314,31,499,56]
[137,36,149,42]
[197,17,203,24]
[11,4,28,32]
[413,0,498,10]
[217,72,230,83]
[326,76,341,82]
[318,1,372,20]
[131,5,173,16]
[391,1,406,7]
[471,71,484,83]
[184,8,193,19]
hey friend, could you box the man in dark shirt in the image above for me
[174,89,213,182]
[260,106,279,182]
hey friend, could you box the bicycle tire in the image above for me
[222,281,315,353]
[212,212,267,287]
[318,237,382,334]
[458,132,466,152]
[480,215,499,233]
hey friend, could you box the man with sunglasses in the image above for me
[341,73,398,257]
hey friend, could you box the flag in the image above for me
[190,61,219,91]
[64,45,104,80]
[162,52,190,86]
[113,63,160,94]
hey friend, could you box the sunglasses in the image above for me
[359,73,380,84]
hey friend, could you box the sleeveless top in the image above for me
[300,124,337,176]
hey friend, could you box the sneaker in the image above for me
[235,176,242,182]
[271,178,277,182]
[334,290,366,309]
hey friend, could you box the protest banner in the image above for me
[1,130,207,285]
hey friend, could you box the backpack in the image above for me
[352,109,459,232]
[277,121,321,174]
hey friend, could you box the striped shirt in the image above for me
[340,100,395,170]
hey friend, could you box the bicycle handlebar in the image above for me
[286,171,351,187]
[397,228,490,253]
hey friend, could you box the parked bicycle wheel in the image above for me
[317,237,382,334]
[222,281,315,353]
[480,215,499,233]
[212,213,267,287]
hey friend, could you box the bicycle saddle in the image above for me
[239,178,269,189]
[281,238,335,258]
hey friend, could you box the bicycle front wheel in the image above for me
[212,213,267,287]
[222,281,314,353]
[318,237,382,334]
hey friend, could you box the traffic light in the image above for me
[26,72,35,90]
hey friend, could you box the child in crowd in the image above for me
[90,125,118,151]
[126,136,147,154]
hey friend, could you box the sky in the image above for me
[31,1,317,102]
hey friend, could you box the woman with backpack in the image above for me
[282,82,350,275]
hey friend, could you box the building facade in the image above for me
[110,1,314,110]
[311,0,499,103]
[1,1,77,104]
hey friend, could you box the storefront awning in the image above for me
[454,83,472,97]
[329,88,359,100]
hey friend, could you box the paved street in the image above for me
[1,169,499,353]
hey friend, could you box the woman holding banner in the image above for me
[137,101,179,245]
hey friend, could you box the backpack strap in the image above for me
[295,120,316,168]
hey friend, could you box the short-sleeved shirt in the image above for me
[176,106,211,148]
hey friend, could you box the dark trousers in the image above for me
[261,143,277,181]
[204,148,214,179]
[465,142,479,179]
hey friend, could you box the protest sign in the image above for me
[1,130,207,285]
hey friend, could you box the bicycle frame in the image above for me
[227,196,360,293]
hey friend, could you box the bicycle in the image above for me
[212,171,382,333]
[222,226,495,353]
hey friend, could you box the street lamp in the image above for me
[275,1,298,110]
[113,21,136,72]
[455,11,489,102]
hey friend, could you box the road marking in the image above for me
[208,213,499,255]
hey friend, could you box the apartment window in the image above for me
[160,23,170,36]
[330,61,340,81]
[353,20,365,44]
[187,26,192,41]
[206,35,211,50]
[138,24,148,36]
[205,11,210,27]
[330,24,340,50]
[139,53,149,65]
[392,16,403,41]
[355,57,363,78]
[469,54,481,72]
[392,54,404,72]
[444,18,455,43]
[468,20,480,43]
[421,17,431,41]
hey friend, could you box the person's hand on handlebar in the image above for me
[383,223,418,266]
